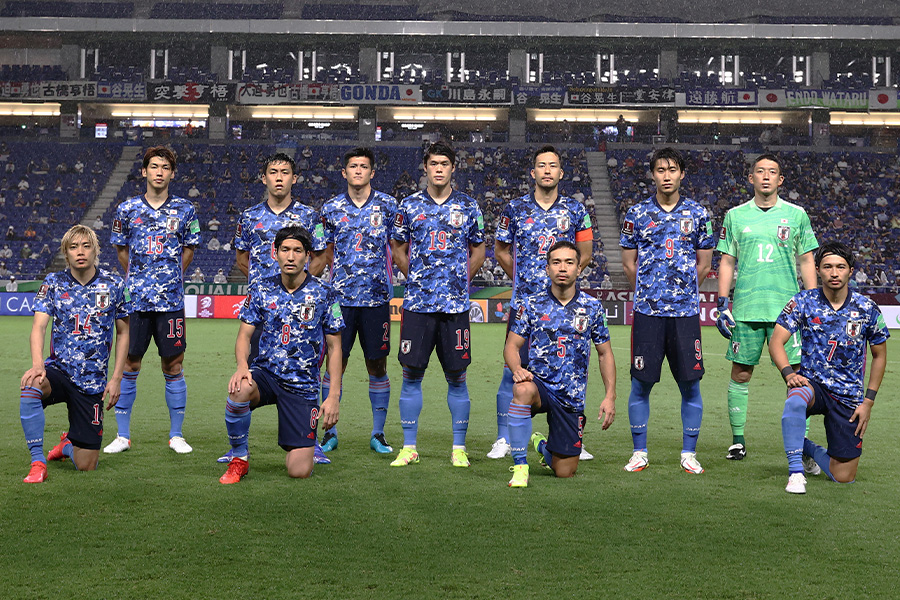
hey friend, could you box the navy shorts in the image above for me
[129,309,187,358]
[398,310,471,371]
[341,304,391,360]
[631,312,704,383]
[505,309,529,369]
[44,366,104,450]
[532,378,585,458]
[251,368,319,451]
[807,379,864,460]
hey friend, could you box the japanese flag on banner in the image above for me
[868,89,897,110]
[758,89,786,108]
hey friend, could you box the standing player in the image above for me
[319,147,397,454]
[504,242,616,488]
[19,225,130,482]
[220,152,329,464]
[489,145,595,461]
[772,242,887,494]
[715,153,818,460]
[106,146,200,455]
[389,141,485,468]
[620,147,715,474]
[219,226,343,484]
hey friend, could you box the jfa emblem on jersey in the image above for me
[557,215,570,231]
[573,315,589,333]
[846,320,863,339]
[777,225,790,241]
[680,218,693,234]
[400,339,412,354]
[95,291,110,309]
[370,208,383,228]
[449,209,464,228]
[299,304,315,322]
[166,216,180,233]
[634,356,644,370]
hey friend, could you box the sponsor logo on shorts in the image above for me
[731,341,740,355]
[400,339,411,354]
[634,356,644,370]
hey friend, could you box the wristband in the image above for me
[865,389,877,402]
[780,366,794,379]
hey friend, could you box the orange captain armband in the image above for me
[575,229,593,243]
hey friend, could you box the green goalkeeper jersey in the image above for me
[716,197,818,322]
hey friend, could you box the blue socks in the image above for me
[803,438,837,482]
[225,397,251,457]
[445,370,470,446]
[678,379,703,453]
[114,370,139,439]
[399,367,425,446]
[369,374,390,436]
[508,402,531,465]
[782,386,812,474]
[20,386,45,463]
[628,378,653,451]
[495,367,513,441]
[164,371,187,438]
[321,372,339,438]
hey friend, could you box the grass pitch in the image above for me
[1,316,899,599]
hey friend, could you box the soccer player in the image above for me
[319,147,397,454]
[489,144,595,461]
[19,225,130,482]
[106,146,200,455]
[772,242,888,494]
[219,226,343,484]
[220,151,329,464]
[389,141,485,468]
[620,147,715,474]
[504,242,616,488]
[716,153,818,460]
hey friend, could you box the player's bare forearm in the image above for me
[596,341,617,404]
[621,248,637,289]
[696,249,713,284]
[799,251,817,290]
[769,324,792,370]
[22,312,50,389]
[494,240,514,279]
[468,242,486,280]
[867,342,887,393]
[325,333,343,399]
[235,250,249,277]
[390,240,409,276]
[718,254,736,298]
[308,250,326,277]
[181,246,195,272]
[115,245,130,273]
[503,332,527,372]
[576,239,593,273]
[597,396,616,429]
[104,379,122,410]
[109,317,130,384]
[234,322,255,371]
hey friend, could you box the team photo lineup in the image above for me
[18,139,888,495]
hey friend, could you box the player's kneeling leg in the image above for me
[285,447,315,479]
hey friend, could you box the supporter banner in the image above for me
[422,84,511,104]
[683,89,757,106]
[0,292,36,316]
[869,88,898,110]
[513,85,566,107]
[782,89,869,110]
[338,84,421,104]
[757,89,786,108]
[236,82,339,104]
[0,80,99,100]
[97,81,146,100]
[148,82,233,103]
[565,86,676,106]
[184,282,249,296]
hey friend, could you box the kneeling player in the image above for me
[771,242,888,494]
[219,226,343,484]
[19,225,130,482]
[503,241,616,488]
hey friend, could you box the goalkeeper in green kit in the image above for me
[715,154,818,460]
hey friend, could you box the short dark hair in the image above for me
[546,240,581,264]
[752,153,783,176]
[343,147,375,169]
[815,241,855,269]
[649,147,685,172]
[274,225,312,254]
[533,144,560,166]
[143,146,177,170]
[423,141,455,165]
[261,152,297,176]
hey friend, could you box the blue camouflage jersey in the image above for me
[234,200,327,285]
[321,189,397,307]
[619,196,715,317]
[777,289,889,408]
[392,189,484,314]
[111,195,201,312]
[511,287,610,411]
[495,193,593,308]
[33,269,131,394]
[240,274,344,396]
